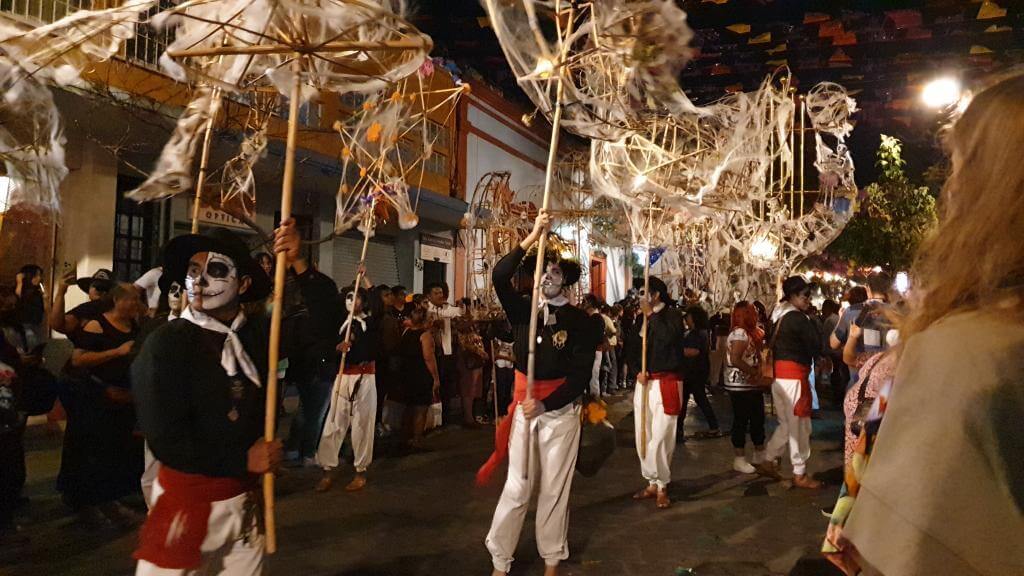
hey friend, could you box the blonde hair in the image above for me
[902,74,1024,340]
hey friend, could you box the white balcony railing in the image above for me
[0,0,173,71]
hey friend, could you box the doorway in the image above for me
[423,260,447,293]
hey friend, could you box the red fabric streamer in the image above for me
[135,467,253,569]
[774,360,812,417]
[649,371,683,416]
[342,361,375,375]
[475,371,565,486]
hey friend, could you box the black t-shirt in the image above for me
[682,328,711,384]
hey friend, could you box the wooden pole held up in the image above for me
[191,88,223,234]
[262,55,303,555]
[337,202,376,380]
[523,2,573,481]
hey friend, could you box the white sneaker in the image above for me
[733,457,756,474]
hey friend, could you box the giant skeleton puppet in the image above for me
[132,221,338,575]
[479,211,600,576]
[314,285,378,493]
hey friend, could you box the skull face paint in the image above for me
[186,252,240,312]
[540,262,565,299]
[344,291,364,314]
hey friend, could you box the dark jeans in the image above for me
[290,372,334,459]
[495,367,514,416]
[438,354,457,425]
[728,390,766,449]
[682,377,719,431]
[600,348,618,393]
[0,428,25,528]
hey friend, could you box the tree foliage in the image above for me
[827,134,938,271]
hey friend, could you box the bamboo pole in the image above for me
[338,201,375,382]
[638,236,651,459]
[191,88,223,233]
[523,2,573,480]
[167,38,430,59]
[799,97,806,215]
[262,55,303,555]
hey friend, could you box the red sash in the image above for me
[475,370,565,486]
[775,360,812,417]
[649,371,683,415]
[134,467,254,569]
[342,361,375,375]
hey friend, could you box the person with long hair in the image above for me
[723,301,770,475]
[841,74,1024,575]
[392,305,439,448]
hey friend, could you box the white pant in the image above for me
[634,381,679,488]
[135,479,263,576]
[485,403,581,573]
[589,351,604,397]
[316,373,377,472]
[765,378,812,475]
[141,442,160,509]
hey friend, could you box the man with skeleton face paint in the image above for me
[631,275,685,511]
[313,286,378,493]
[478,211,600,576]
[132,222,339,576]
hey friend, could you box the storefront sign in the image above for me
[199,206,247,229]
[420,233,453,263]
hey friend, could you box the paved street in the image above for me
[7,392,845,576]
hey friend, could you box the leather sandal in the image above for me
[792,474,822,489]
[632,485,658,500]
[656,489,671,509]
[345,474,368,492]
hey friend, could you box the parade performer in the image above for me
[132,221,336,575]
[315,286,378,493]
[478,211,598,576]
[632,276,685,510]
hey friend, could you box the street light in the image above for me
[922,77,961,109]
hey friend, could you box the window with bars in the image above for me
[113,175,157,283]
[123,0,176,69]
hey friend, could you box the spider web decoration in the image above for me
[0,0,157,210]
[481,0,697,142]
[0,59,67,212]
[333,68,467,235]
[126,0,431,201]
[214,91,279,218]
[0,0,157,88]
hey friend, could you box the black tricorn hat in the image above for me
[161,228,271,303]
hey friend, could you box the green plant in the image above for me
[827,134,938,271]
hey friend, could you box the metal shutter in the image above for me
[332,235,401,288]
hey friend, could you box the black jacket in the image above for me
[772,308,822,367]
[492,246,599,412]
[132,267,331,479]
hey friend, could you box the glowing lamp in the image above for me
[922,77,961,109]
[896,271,910,294]
[631,174,648,190]
[749,235,779,267]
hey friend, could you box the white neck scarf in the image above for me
[339,312,368,337]
[181,306,261,386]
[539,294,569,326]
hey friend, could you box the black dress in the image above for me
[58,314,142,508]
[394,328,433,407]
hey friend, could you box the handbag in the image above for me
[849,353,884,437]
